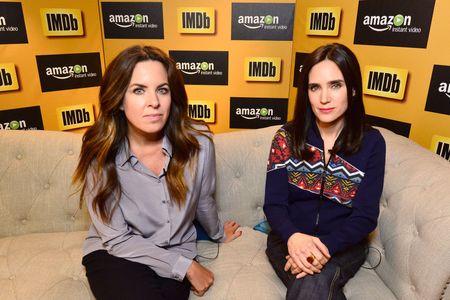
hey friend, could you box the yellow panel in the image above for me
[244,57,281,82]
[306,7,341,36]
[187,100,215,123]
[363,65,408,100]
[40,8,84,36]
[0,63,19,92]
[177,7,215,34]
[430,135,450,161]
[56,103,95,131]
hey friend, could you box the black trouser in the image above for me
[266,232,367,300]
[82,250,191,300]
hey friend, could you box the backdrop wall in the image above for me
[1,0,449,161]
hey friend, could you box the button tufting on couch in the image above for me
[0,126,449,300]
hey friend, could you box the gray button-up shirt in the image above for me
[83,130,224,281]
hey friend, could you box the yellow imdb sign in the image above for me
[0,63,19,92]
[245,57,281,82]
[177,7,215,34]
[56,103,95,130]
[430,135,450,161]
[40,8,84,36]
[306,7,341,36]
[188,100,215,123]
[363,65,408,100]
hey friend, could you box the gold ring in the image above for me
[306,254,315,264]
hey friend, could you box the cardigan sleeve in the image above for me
[320,130,386,255]
[263,128,300,242]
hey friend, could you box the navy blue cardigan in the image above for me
[264,124,386,255]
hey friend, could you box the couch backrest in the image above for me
[213,125,280,228]
[368,127,450,300]
[0,129,90,237]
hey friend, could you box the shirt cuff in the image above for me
[171,255,193,282]
[209,220,225,242]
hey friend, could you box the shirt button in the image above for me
[167,220,170,223]
[162,200,166,204]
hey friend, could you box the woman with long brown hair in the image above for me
[73,45,241,300]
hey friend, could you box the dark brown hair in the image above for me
[287,43,369,159]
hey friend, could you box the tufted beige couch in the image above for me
[0,125,449,300]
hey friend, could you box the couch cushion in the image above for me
[0,227,286,300]
[0,231,92,300]
[193,226,286,300]
[345,267,396,299]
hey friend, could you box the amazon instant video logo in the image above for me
[354,0,435,48]
[232,3,294,41]
[169,50,228,85]
[0,2,28,44]
[101,2,163,39]
[230,97,287,129]
[362,13,415,33]
[425,65,450,116]
[36,52,102,92]
[0,106,43,130]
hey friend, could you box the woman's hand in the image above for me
[284,255,308,279]
[287,232,330,276]
[186,260,214,297]
[223,220,242,243]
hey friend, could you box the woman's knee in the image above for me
[286,263,345,300]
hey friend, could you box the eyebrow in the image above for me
[129,83,146,88]
[308,79,345,86]
[128,82,169,89]
[329,79,345,85]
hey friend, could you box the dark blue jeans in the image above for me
[266,232,367,300]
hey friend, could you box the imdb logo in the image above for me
[430,135,450,161]
[177,7,215,34]
[0,63,19,92]
[40,8,83,36]
[245,57,281,82]
[363,65,408,100]
[188,100,215,123]
[306,7,341,36]
[56,103,94,130]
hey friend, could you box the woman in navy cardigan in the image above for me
[264,43,386,300]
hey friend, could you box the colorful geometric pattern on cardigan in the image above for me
[267,130,365,207]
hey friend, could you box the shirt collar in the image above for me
[115,135,173,168]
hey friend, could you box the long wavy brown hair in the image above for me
[73,45,209,223]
